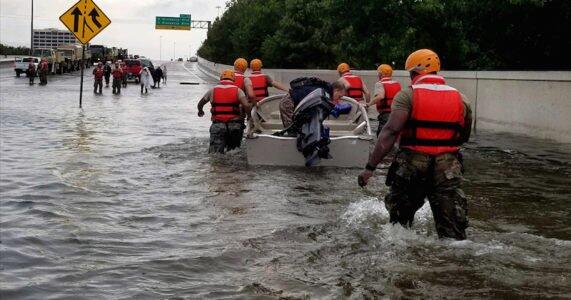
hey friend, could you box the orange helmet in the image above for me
[337,63,350,74]
[234,58,248,72]
[220,69,235,81]
[405,49,440,75]
[377,64,393,77]
[250,59,263,71]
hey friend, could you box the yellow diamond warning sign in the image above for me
[59,0,111,44]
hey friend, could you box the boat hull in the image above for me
[246,134,373,168]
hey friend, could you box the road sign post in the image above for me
[60,0,111,108]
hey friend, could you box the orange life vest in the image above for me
[248,71,269,102]
[342,72,364,101]
[376,77,401,113]
[211,80,241,123]
[234,71,245,91]
[400,74,465,156]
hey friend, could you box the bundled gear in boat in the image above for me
[330,103,352,118]
[289,77,333,107]
[275,84,335,166]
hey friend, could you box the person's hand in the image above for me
[198,110,204,117]
[358,170,374,187]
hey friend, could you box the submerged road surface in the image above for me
[1,62,570,299]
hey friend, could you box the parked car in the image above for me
[124,59,142,83]
[189,56,198,62]
[13,57,40,77]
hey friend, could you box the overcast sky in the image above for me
[0,0,225,59]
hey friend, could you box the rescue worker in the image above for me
[139,67,152,94]
[358,49,472,241]
[244,59,288,102]
[162,65,167,84]
[244,59,288,136]
[93,62,104,94]
[337,62,370,103]
[153,66,163,88]
[38,58,49,85]
[233,58,248,91]
[366,64,402,136]
[27,60,36,85]
[111,63,123,94]
[197,70,252,154]
[121,62,128,88]
[104,61,112,87]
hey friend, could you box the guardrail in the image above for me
[198,56,571,143]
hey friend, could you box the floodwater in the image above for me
[1,62,570,299]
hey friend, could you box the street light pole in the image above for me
[173,42,176,60]
[30,0,34,56]
[159,36,162,61]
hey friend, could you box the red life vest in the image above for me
[376,77,401,113]
[234,71,245,91]
[342,72,364,101]
[248,71,269,102]
[400,74,465,156]
[112,69,123,78]
[211,80,241,123]
[94,68,104,79]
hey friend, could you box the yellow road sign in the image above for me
[59,0,111,44]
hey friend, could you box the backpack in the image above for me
[289,77,333,107]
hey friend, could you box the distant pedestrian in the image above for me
[93,62,104,94]
[153,66,163,88]
[27,60,36,85]
[121,62,128,88]
[162,65,167,84]
[139,67,152,94]
[38,58,49,85]
[112,63,123,95]
[104,61,112,87]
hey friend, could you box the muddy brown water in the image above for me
[1,62,570,299]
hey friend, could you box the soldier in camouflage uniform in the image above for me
[359,49,472,240]
[197,69,251,154]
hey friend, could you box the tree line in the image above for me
[198,0,571,70]
[0,44,31,56]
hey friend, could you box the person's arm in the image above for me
[362,82,371,103]
[244,79,257,103]
[367,82,385,107]
[460,99,473,143]
[238,94,252,114]
[270,80,289,92]
[358,109,409,186]
[197,90,212,117]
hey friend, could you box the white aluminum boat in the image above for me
[246,94,374,167]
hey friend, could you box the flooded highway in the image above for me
[1,62,570,299]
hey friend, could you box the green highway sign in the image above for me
[155,14,191,30]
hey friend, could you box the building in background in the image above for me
[33,28,79,49]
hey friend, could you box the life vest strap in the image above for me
[400,119,463,147]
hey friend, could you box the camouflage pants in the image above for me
[279,94,295,128]
[376,112,390,137]
[385,150,468,240]
[209,121,245,154]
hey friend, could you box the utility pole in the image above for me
[216,6,221,19]
[173,41,176,60]
[30,0,34,56]
[159,36,162,60]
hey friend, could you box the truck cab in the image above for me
[13,57,40,77]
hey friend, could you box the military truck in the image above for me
[31,48,65,74]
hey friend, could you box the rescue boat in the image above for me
[246,94,374,168]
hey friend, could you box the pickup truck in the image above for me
[13,57,40,77]
[124,59,142,83]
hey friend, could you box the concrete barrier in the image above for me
[198,57,571,143]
